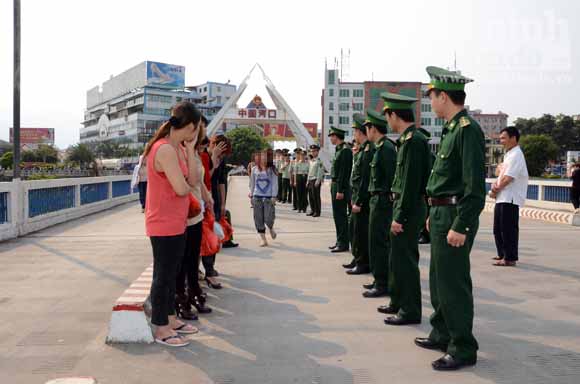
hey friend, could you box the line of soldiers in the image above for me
[328,66,486,371]
[274,144,325,217]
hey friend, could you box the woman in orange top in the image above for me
[144,102,203,347]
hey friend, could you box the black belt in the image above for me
[428,196,459,206]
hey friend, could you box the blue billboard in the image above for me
[146,61,185,88]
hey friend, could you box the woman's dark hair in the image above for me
[500,126,520,142]
[265,149,277,175]
[385,109,415,123]
[432,89,467,106]
[144,102,202,156]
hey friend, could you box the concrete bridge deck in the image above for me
[1,176,580,384]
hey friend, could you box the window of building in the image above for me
[339,102,350,111]
[353,103,364,111]
[353,89,363,98]
[217,86,222,92]
[329,116,334,124]
[329,102,334,111]
[339,116,350,125]
[339,89,350,98]
[216,96,222,104]
[328,70,336,85]
[421,103,432,112]
[435,118,445,126]
[328,88,334,97]
[421,117,432,126]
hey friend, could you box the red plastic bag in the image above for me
[201,210,220,256]
[219,216,233,243]
[188,194,201,219]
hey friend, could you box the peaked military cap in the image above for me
[380,92,417,112]
[424,66,473,96]
[352,113,366,130]
[328,126,346,139]
[309,144,320,150]
[362,109,388,131]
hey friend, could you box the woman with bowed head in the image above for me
[143,101,202,347]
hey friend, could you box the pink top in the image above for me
[145,138,189,237]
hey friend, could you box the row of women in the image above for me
[143,101,236,347]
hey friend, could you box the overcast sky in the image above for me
[1,0,578,149]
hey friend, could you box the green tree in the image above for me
[35,144,59,163]
[519,135,559,177]
[0,151,13,169]
[21,150,38,162]
[67,144,95,169]
[225,126,270,166]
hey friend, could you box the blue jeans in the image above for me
[138,182,147,209]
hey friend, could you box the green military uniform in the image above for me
[281,155,291,203]
[329,127,353,250]
[275,150,284,201]
[350,113,374,269]
[364,110,397,293]
[380,93,431,323]
[289,155,298,210]
[307,145,324,217]
[294,151,310,213]
[424,67,485,364]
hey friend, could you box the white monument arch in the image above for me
[206,64,331,170]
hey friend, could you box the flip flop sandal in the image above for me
[493,260,516,267]
[155,335,189,347]
[173,323,199,334]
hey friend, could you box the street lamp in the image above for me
[13,0,21,180]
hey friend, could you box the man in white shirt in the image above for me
[490,127,529,267]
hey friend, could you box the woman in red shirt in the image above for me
[144,101,202,347]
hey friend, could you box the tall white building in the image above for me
[322,68,366,152]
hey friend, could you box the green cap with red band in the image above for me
[425,66,473,96]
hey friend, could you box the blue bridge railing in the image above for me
[0,192,8,224]
[28,186,75,218]
[112,180,132,198]
[81,183,109,205]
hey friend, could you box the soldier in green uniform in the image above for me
[275,149,284,201]
[294,149,310,213]
[307,144,324,217]
[362,110,396,297]
[290,151,299,210]
[280,153,291,204]
[328,127,353,253]
[376,92,431,325]
[414,67,485,371]
[345,113,374,275]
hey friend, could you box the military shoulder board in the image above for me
[459,116,471,128]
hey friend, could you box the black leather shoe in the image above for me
[313,214,321,217]
[329,244,338,250]
[307,212,314,216]
[363,282,375,290]
[222,241,239,249]
[384,315,421,326]
[342,259,356,268]
[414,337,448,352]
[418,235,430,244]
[377,305,398,314]
[331,247,349,253]
[346,265,371,275]
[431,354,476,371]
[362,288,389,298]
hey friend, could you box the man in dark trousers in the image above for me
[345,113,374,274]
[328,127,353,253]
[378,92,431,326]
[307,144,324,217]
[362,110,396,298]
[490,126,528,267]
[415,66,485,371]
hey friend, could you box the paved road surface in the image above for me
[1,176,580,384]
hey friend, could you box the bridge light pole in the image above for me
[13,0,21,180]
